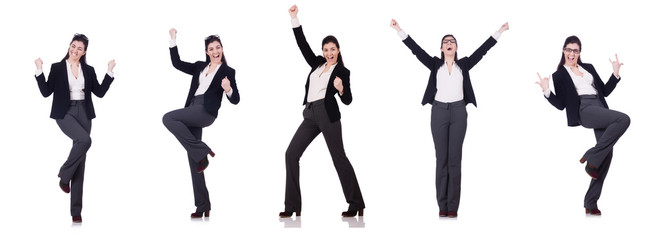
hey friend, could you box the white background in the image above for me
[1,0,659,239]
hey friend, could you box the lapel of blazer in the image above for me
[57,61,72,98]
[199,62,228,94]
[213,63,229,83]
[558,66,577,94]
[81,63,93,92]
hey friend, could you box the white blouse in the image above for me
[66,60,85,100]
[435,62,464,103]
[307,63,337,102]
[564,65,597,96]
[195,63,221,96]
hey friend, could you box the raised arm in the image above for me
[391,19,434,70]
[290,5,320,68]
[169,28,197,75]
[602,54,623,97]
[34,58,55,97]
[466,22,508,70]
[91,60,116,98]
[536,72,565,110]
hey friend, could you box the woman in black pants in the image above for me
[34,33,116,223]
[390,19,508,218]
[536,36,629,215]
[279,5,365,218]
[163,28,240,218]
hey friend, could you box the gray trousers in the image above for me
[284,100,365,212]
[431,100,467,212]
[163,95,216,212]
[56,100,91,217]
[578,96,630,209]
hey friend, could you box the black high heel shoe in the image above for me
[341,209,364,217]
[585,208,601,215]
[196,150,215,173]
[279,211,301,218]
[191,210,210,218]
[585,164,599,180]
[59,181,70,194]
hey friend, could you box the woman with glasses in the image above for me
[33,33,116,223]
[535,36,629,215]
[390,19,508,218]
[163,28,240,218]
[279,5,365,218]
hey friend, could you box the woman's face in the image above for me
[563,43,581,66]
[68,40,86,62]
[441,36,457,58]
[322,42,339,65]
[206,41,223,64]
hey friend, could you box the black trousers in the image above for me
[55,100,91,217]
[578,96,630,209]
[284,100,365,212]
[430,100,467,212]
[163,96,215,212]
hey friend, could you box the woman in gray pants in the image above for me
[536,35,630,215]
[390,19,508,218]
[34,33,116,223]
[163,28,240,218]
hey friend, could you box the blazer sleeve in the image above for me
[35,64,56,97]
[293,26,322,68]
[338,68,352,105]
[226,68,240,105]
[602,74,620,97]
[90,66,114,98]
[584,64,620,97]
[547,72,566,110]
[402,35,434,70]
[170,46,197,75]
[466,36,497,71]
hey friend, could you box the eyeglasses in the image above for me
[443,39,457,44]
[563,47,580,54]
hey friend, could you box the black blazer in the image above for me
[169,46,240,117]
[293,26,352,123]
[402,35,497,106]
[35,61,114,119]
[546,63,620,127]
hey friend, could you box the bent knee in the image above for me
[619,113,631,128]
[162,113,175,127]
[77,137,92,149]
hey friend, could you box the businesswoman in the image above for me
[279,5,365,218]
[390,19,508,218]
[536,36,629,215]
[33,33,115,223]
[163,28,240,218]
